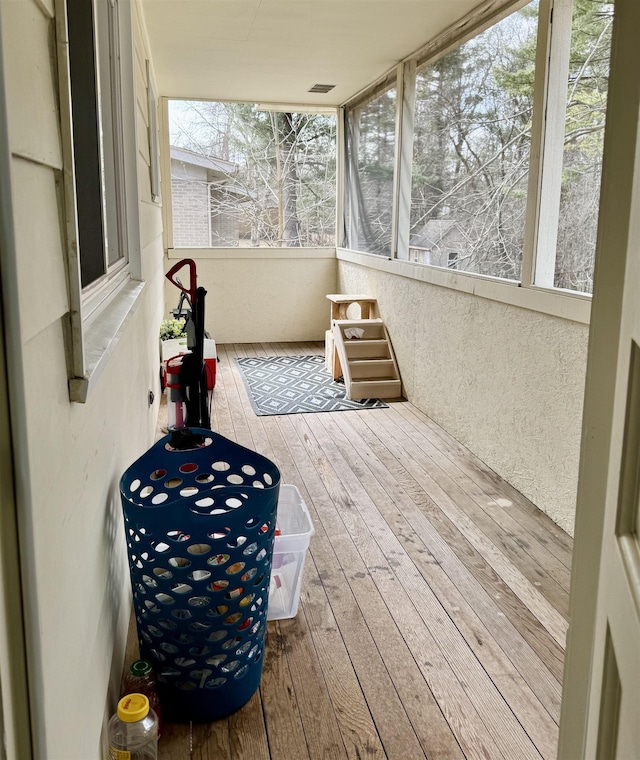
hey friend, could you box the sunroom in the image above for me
[157,0,597,535]
[0,0,637,757]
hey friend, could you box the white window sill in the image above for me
[168,247,336,260]
[69,278,146,403]
[336,248,592,325]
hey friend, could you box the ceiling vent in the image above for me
[308,84,335,94]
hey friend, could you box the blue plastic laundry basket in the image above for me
[120,428,280,722]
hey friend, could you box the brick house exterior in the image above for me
[171,146,241,247]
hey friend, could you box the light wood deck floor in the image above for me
[155,341,572,760]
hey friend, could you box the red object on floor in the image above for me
[165,354,216,390]
[204,357,216,390]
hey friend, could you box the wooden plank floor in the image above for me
[154,341,571,760]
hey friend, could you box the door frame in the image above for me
[558,0,640,756]
[0,5,35,758]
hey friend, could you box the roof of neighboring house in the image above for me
[209,181,255,201]
[411,219,463,249]
[171,146,255,202]
[170,145,237,176]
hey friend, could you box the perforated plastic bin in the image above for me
[120,428,280,723]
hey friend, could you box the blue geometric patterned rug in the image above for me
[235,355,388,416]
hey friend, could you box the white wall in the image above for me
[0,1,164,757]
[161,242,586,532]
[338,258,589,534]
[164,249,337,344]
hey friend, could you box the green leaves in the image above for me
[160,318,187,341]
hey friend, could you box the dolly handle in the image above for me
[166,259,198,304]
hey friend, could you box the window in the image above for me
[67,0,130,293]
[59,0,141,400]
[168,100,337,248]
[408,4,538,280]
[341,0,615,298]
[344,84,398,256]
[538,0,614,293]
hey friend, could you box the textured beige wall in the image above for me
[1,1,165,756]
[164,250,338,343]
[339,259,589,534]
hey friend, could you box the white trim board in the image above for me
[337,248,592,325]
[167,247,336,261]
[69,279,146,403]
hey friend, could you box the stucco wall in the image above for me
[1,1,165,757]
[164,249,338,343]
[338,258,589,534]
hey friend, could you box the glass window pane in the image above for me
[555,0,614,293]
[345,87,397,255]
[100,0,125,268]
[169,101,336,248]
[408,2,538,278]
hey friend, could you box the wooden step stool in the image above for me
[324,295,378,380]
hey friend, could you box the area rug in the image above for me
[235,355,389,416]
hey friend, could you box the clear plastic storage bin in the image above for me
[268,485,315,620]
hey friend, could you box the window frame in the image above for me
[55,0,142,401]
[531,0,612,294]
[339,0,602,318]
[164,98,339,252]
[147,59,162,205]
[343,74,399,257]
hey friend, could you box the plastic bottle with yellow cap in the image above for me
[107,693,158,760]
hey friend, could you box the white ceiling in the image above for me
[142,0,485,106]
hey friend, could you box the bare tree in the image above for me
[347,0,612,292]
[170,102,336,247]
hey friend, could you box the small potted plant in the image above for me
[160,318,187,341]
[160,318,188,369]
